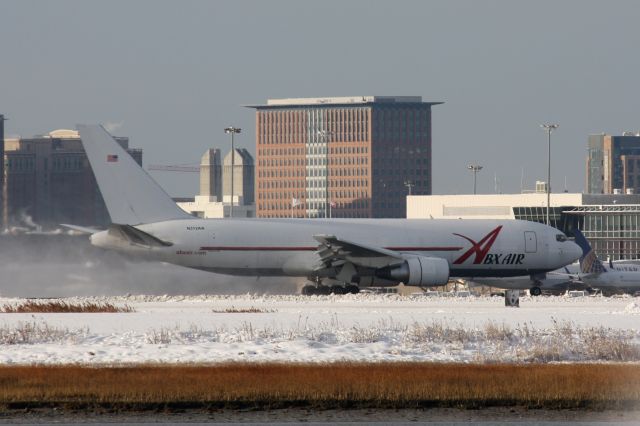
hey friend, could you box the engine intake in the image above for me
[375,256,450,286]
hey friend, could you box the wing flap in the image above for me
[313,234,405,270]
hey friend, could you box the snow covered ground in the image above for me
[0,294,639,365]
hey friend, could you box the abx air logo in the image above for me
[452,226,502,265]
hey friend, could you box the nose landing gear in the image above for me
[529,286,542,296]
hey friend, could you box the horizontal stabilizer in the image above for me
[60,224,101,234]
[107,224,173,247]
[77,124,192,225]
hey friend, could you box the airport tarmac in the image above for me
[1,407,639,424]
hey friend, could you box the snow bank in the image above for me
[0,294,638,365]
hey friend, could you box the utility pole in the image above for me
[224,127,241,218]
[467,164,483,195]
[0,115,6,231]
[541,123,559,226]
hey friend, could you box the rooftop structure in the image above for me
[247,96,433,108]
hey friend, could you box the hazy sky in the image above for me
[2,0,639,196]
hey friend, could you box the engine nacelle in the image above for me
[375,256,450,286]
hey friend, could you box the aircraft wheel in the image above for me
[301,285,317,296]
[330,285,346,295]
[316,285,331,295]
[345,284,360,294]
[529,286,542,296]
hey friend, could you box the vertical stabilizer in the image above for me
[573,229,607,274]
[78,124,191,225]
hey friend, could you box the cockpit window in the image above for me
[556,234,567,242]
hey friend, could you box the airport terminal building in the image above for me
[407,193,640,260]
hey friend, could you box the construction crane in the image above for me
[147,164,199,173]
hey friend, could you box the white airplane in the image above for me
[66,125,582,295]
[572,229,640,294]
[466,270,579,296]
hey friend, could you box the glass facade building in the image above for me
[248,96,442,218]
[408,193,640,261]
[587,133,640,194]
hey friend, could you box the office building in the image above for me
[247,96,441,218]
[177,147,255,219]
[4,129,141,228]
[408,193,640,260]
[222,148,254,205]
[199,148,222,199]
[587,132,640,194]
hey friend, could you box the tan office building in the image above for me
[248,96,441,218]
[4,129,141,228]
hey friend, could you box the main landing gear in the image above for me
[301,281,360,296]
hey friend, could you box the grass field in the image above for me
[0,300,133,313]
[0,363,639,410]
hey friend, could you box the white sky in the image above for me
[2,0,639,196]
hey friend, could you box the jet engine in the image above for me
[375,256,450,286]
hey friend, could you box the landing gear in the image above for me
[330,285,346,295]
[345,284,360,294]
[529,286,542,296]
[301,284,316,296]
[300,281,360,296]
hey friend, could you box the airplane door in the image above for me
[524,231,537,253]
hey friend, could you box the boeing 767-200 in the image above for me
[66,125,582,294]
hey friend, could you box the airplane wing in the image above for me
[313,234,405,269]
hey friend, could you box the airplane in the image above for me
[66,125,582,295]
[572,229,640,295]
[466,270,580,297]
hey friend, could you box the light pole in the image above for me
[318,130,334,218]
[540,123,559,226]
[224,127,241,218]
[467,164,483,195]
[404,180,414,195]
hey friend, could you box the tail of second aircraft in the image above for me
[77,124,192,225]
[573,229,607,274]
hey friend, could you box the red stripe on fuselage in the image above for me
[199,246,463,252]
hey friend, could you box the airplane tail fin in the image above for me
[573,229,607,274]
[77,124,192,225]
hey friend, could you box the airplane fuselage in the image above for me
[91,218,580,284]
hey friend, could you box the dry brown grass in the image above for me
[0,300,134,313]
[0,363,638,410]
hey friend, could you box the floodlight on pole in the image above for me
[540,123,559,226]
[224,127,241,218]
[404,180,414,195]
[467,164,483,195]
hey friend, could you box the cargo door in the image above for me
[524,231,537,253]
